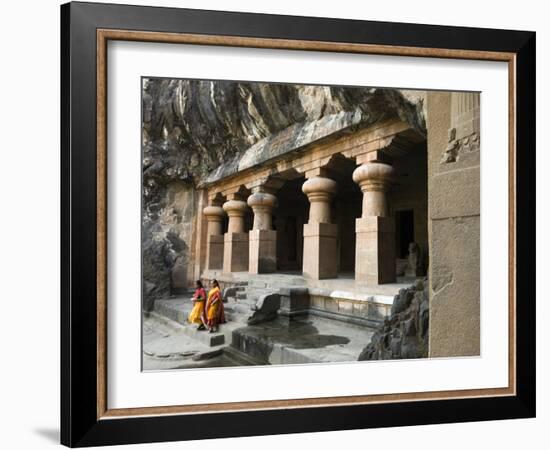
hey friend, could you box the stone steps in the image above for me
[147,311,227,348]
[149,309,247,349]
[179,320,227,347]
[154,294,255,339]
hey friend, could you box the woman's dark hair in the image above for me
[212,279,219,288]
[195,280,203,288]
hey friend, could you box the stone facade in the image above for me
[198,119,425,288]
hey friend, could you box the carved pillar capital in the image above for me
[203,205,225,221]
[222,200,248,233]
[352,161,395,217]
[247,192,277,230]
[302,176,338,224]
[203,205,225,236]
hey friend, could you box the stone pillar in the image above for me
[203,204,225,271]
[247,190,277,274]
[302,176,338,279]
[353,159,396,284]
[222,198,250,272]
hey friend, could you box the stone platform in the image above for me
[144,307,375,369]
[202,271,418,327]
[145,273,419,370]
[203,271,415,299]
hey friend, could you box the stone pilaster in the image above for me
[441,92,480,163]
[247,190,277,274]
[203,205,225,270]
[302,176,338,279]
[353,159,396,284]
[427,91,481,357]
[222,198,249,272]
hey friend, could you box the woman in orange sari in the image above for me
[188,280,207,330]
[205,279,225,333]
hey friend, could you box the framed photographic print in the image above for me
[60,1,536,447]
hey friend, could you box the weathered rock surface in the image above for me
[142,182,195,310]
[142,78,427,309]
[358,279,429,360]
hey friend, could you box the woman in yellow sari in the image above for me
[188,280,207,330]
[205,279,225,333]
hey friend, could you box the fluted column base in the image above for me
[249,229,277,274]
[355,217,396,285]
[302,223,338,280]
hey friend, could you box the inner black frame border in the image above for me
[61,2,536,447]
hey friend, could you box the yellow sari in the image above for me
[188,288,206,324]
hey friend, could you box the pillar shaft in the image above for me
[206,214,223,236]
[247,192,277,273]
[362,190,388,217]
[307,191,333,223]
[248,192,276,230]
[224,200,247,233]
[353,161,396,284]
[302,176,338,280]
[222,199,249,272]
[203,205,225,271]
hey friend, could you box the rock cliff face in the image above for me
[141,78,427,310]
[358,279,429,360]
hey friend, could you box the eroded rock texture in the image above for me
[142,78,426,310]
[358,279,429,360]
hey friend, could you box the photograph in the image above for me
[0,0,543,447]
[55,1,537,446]
[141,77,480,370]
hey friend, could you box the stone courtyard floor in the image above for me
[142,309,376,371]
[142,314,245,370]
[231,315,375,365]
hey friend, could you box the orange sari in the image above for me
[205,287,225,327]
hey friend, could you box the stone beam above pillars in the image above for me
[352,156,396,285]
[222,196,249,273]
[302,174,338,280]
[245,177,285,195]
[203,204,225,270]
[247,190,277,274]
